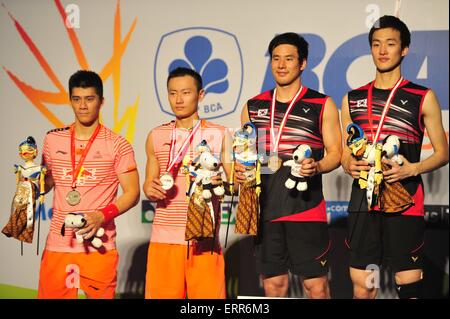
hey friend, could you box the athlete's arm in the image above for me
[302,97,342,176]
[340,94,371,178]
[78,153,140,240]
[143,130,167,201]
[383,89,449,182]
[220,128,233,181]
[234,103,251,185]
[241,102,250,124]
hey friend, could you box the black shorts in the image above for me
[255,221,330,279]
[347,212,425,273]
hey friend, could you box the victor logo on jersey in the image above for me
[154,27,243,119]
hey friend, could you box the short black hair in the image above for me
[369,15,411,49]
[268,32,309,62]
[69,70,103,99]
[167,67,203,92]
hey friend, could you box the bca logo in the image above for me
[154,27,243,119]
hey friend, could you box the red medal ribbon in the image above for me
[367,77,404,143]
[270,86,306,152]
[166,119,202,173]
[70,123,102,189]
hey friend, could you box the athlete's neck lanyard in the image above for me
[270,86,305,152]
[70,123,102,189]
[367,77,404,143]
[166,119,202,174]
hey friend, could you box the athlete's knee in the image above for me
[263,275,288,297]
[306,285,328,299]
[353,284,377,299]
[303,277,329,299]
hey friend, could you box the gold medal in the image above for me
[267,155,282,172]
[66,189,81,206]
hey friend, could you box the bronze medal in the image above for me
[267,155,282,172]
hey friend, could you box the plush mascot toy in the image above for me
[378,135,413,213]
[382,135,403,165]
[2,136,46,247]
[346,123,383,208]
[190,150,225,200]
[61,213,105,249]
[231,122,261,236]
[346,124,412,211]
[185,141,223,243]
[283,144,312,191]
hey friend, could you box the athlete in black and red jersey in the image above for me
[236,32,342,298]
[341,15,449,299]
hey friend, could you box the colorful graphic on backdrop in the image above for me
[2,0,139,143]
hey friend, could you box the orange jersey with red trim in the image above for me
[150,120,226,245]
[42,125,136,253]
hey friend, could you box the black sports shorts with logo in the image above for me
[346,211,424,273]
[255,221,330,279]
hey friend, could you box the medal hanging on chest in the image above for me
[161,120,201,190]
[268,86,305,172]
[66,124,101,206]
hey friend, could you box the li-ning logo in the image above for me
[154,27,243,119]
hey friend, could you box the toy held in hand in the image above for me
[190,147,225,200]
[61,213,105,249]
[2,136,46,244]
[346,124,383,190]
[382,135,403,165]
[232,122,259,182]
[185,140,223,242]
[231,122,262,236]
[283,144,312,191]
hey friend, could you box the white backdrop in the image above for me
[0,0,448,298]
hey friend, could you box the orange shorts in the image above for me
[38,249,118,299]
[145,242,225,299]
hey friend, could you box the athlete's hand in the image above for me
[300,158,318,177]
[144,178,167,201]
[342,156,371,179]
[234,162,248,185]
[210,174,223,185]
[76,211,104,240]
[382,157,419,183]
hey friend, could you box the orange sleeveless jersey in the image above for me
[150,120,226,245]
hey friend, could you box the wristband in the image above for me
[99,203,120,223]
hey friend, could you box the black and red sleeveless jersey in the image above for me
[247,87,328,221]
[347,80,428,213]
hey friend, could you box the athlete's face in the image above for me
[70,87,103,126]
[167,75,205,120]
[371,28,409,73]
[271,44,306,87]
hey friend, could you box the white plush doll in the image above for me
[61,213,105,249]
[382,135,403,165]
[190,150,225,200]
[283,144,312,191]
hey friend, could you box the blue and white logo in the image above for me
[154,27,243,119]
